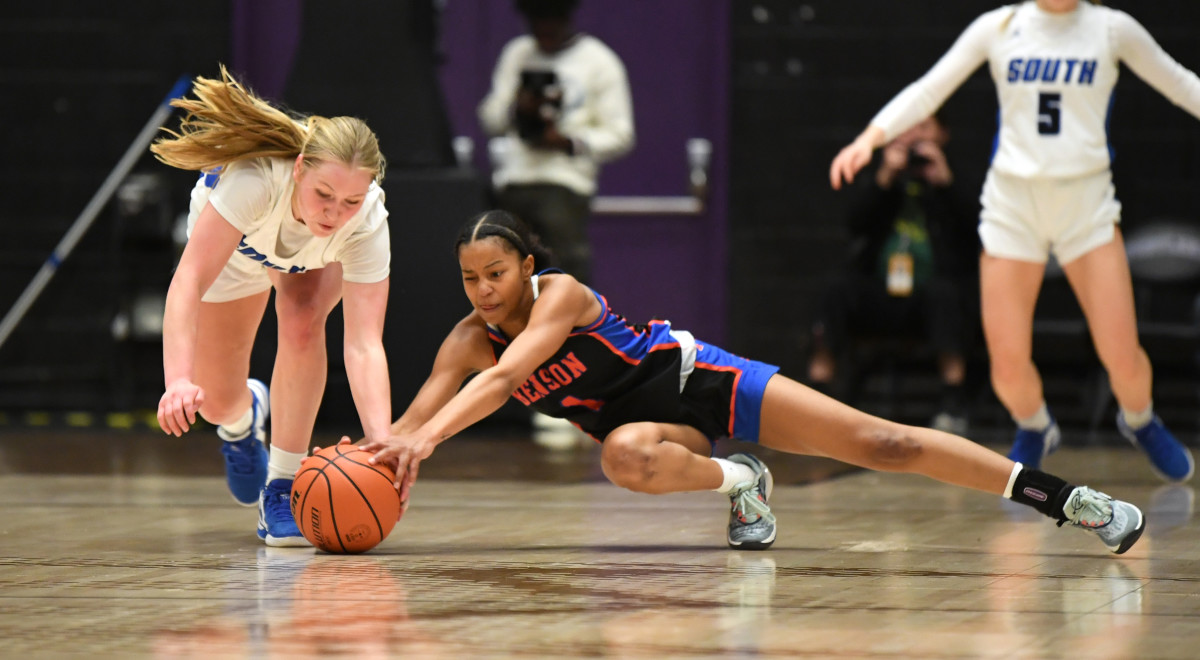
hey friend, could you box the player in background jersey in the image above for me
[358,210,1145,555]
[151,65,394,546]
[830,0,1200,482]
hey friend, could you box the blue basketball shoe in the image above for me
[726,453,776,550]
[257,478,310,547]
[218,378,270,506]
[1117,413,1194,483]
[1006,418,1061,470]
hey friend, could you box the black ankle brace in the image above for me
[1009,468,1074,523]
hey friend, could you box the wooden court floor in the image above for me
[1,428,1198,659]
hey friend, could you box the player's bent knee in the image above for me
[198,400,241,427]
[600,429,658,492]
[275,313,327,350]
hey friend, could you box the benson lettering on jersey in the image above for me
[511,351,587,405]
[1006,58,1097,85]
[236,237,307,273]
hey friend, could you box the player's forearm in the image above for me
[420,368,518,444]
[161,277,201,385]
[344,342,392,444]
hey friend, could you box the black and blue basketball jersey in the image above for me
[488,274,781,443]
[488,282,687,439]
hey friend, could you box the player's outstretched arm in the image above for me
[158,202,243,436]
[362,275,593,501]
[342,278,393,445]
[830,125,885,190]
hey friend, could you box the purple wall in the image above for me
[230,0,302,102]
[231,0,731,343]
[438,0,731,343]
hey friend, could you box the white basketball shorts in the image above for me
[978,168,1122,265]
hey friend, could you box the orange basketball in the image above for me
[290,444,401,553]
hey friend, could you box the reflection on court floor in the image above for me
[0,433,1196,658]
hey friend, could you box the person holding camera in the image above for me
[478,0,635,286]
[478,0,635,449]
[830,0,1199,481]
[809,113,979,433]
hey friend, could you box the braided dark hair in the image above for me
[454,210,554,270]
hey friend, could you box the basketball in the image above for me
[290,444,401,553]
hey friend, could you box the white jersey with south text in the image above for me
[870,2,1200,179]
[186,157,390,283]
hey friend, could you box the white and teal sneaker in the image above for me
[726,453,776,550]
[1061,486,1145,555]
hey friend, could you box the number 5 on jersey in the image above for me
[1038,92,1061,135]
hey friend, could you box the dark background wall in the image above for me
[731,0,1200,362]
[0,2,230,412]
[1,1,1198,434]
[729,0,1200,429]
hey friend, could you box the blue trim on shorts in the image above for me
[694,342,780,443]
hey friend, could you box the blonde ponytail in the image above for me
[151,64,385,183]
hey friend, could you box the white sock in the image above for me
[1121,403,1154,430]
[1015,403,1051,431]
[1003,462,1023,499]
[216,407,253,441]
[712,457,757,494]
[267,447,307,483]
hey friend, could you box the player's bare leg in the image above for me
[600,422,775,549]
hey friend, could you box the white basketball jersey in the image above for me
[870,2,1200,179]
[987,2,1119,178]
[187,157,391,283]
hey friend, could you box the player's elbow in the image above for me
[167,264,209,303]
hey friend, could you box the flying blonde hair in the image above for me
[150,64,386,183]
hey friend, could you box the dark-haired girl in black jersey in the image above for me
[361,210,1145,554]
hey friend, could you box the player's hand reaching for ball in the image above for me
[158,378,204,436]
[361,430,439,513]
[309,436,355,454]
